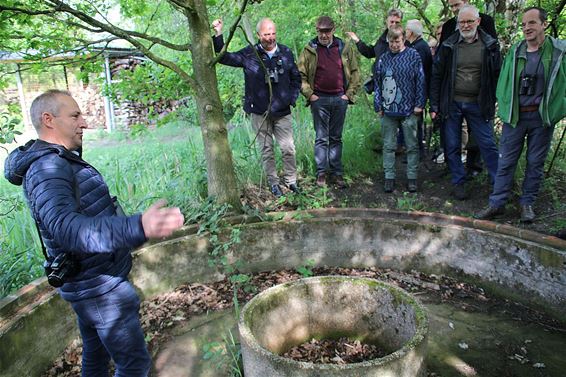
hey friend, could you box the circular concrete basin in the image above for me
[239,276,428,377]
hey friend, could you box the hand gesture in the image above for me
[142,200,184,239]
[345,31,359,43]
[212,19,223,36]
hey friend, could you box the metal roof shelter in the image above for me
[0,47,143,132]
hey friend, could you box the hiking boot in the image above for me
[271,184,283,198]
[452,184,469,200]
[332,175,347,189]
[384,179,395,193]
[474,206,504,220]
[288,183,301,194]
[316,173,326,187]
[407,179,417,193]
[520,205,535,223]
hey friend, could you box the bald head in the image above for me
[256,18,277,51]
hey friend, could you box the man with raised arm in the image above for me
[475,7,566,223]
[212,18,301,197]
[4,89,184,376]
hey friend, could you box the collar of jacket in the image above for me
[308,36,344,51]
[256,42,280,56]
[442,28,498,50]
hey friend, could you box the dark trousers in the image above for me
[70,280,151,377]
[489,111,555,208]
[444,101,499,185]
[310,96,349,176]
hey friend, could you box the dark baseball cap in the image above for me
[316,16,335,31]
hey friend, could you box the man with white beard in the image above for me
[429,5,501,200]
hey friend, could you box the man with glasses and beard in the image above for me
[430,5,501,201]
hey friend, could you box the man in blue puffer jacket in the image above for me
[4,90,184,376]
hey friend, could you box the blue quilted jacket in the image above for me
[4,139,147,302]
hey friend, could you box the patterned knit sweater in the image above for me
[374,47,425,117]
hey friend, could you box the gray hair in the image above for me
[256,18,274,33]
[387,8,403,19]
[406,19,424,36]
[458,4,480,20]
[29,89,72,131]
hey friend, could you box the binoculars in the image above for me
[520,74,537,96]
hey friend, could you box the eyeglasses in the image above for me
[458,19,477,26]
[316,28,334,35]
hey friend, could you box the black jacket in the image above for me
[430,29,502,120]
[407,36,433,98]
[439,13,497,47]
[213,35,301,118]
[355,29,389,61]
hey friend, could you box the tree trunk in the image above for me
[187,0,242,211]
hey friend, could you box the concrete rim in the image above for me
[238,275,429,370]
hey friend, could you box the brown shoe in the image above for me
[316,173,326,187]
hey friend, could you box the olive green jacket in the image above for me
[298,36,361,104]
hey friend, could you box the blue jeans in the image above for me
[444,101,499,185]
[310,95,349,176]
[489,111,555,208]
[70,280,151,377]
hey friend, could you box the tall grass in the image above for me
[1,104,563,297]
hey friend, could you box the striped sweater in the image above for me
[374,47,425,117]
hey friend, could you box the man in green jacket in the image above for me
[475,7,565,222]
[298,15,361,188]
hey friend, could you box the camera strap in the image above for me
[33,176,81,261]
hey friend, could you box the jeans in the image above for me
[397,113,424,156]
[489,111,555,208]
[381,114,419,180]
[251,113,297,186]
[444,101,499,185]
[70,280,151,377]
[310,95,349,176]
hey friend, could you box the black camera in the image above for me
[44,253,80,288]
[520,74,537,96]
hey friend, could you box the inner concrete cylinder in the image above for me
[239,276,428,377]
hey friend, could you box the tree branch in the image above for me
[44,0,191,52]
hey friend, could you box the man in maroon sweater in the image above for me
[298,16,361,188]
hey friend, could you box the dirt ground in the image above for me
[43,267,566,377]
[242,152,566,239]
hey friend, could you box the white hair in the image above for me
[406,19,424,36]
[458,4,480,19]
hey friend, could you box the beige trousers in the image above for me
[251,113,297,186]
